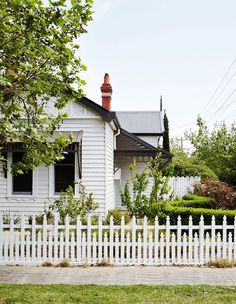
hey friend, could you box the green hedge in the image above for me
[146,199,236,225]
[170,195,217,210]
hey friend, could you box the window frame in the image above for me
[49,143,81,198]
[7,151,38,197]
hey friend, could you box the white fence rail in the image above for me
[0,213,235,266]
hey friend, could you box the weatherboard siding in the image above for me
[0,102,113,215]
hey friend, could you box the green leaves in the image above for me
[0,0,93,173]
[185,117,236,185]
[120,155,172,217]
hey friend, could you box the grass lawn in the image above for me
[0,285,236,304]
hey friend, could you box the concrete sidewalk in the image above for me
[0,266,236,285]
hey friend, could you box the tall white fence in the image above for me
[0,213,235,266]
[169,176,201,198]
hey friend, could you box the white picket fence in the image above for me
[0,213,236,266]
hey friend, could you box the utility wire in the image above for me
[206,87,236,123]
[200,56,236,115]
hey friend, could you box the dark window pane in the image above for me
[55,153,75,193]
[12,152,32,194]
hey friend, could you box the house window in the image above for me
[54,152,75,193]
[12,152,33,195]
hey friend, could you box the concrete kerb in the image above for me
[0,266,236,285]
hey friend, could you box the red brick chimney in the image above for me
[101,73,112,111]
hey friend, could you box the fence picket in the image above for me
[234,216,236,261]
[31,215,36,262]
[171,232,176,264]
[65,215,70,260]
[160,233,164,265]
[115,231,119,264]
[228,232,232,261]
[98,216,103,263]
[205,232,210,263]
[143,216,148,264]
[188,216,193,264]
[37,231,42,261]
[131,216,136,265]
[177,216,181,264]
[217,232,221,260]
[137,232,142,264]
[92,232,97,264]
[183,233,187,264]
[194,233,198,265]
[109,216,114,264]
[76,216,82,263]
[211,216,216,261]
[71,232,75,262]
[9,215,14,262]
[154,216,159,264]
[126,232,131,264]
[199,215,204,264]
[43,215,47,262]
[20,215,25,262]
[87,215,91,264]
[120,216,125,264]
[222,216,227,259]
[166,216,170,265]
[148,232,153,264]
[53,213,59,263]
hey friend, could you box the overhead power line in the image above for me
[200,56,236,115]
[206,87,236,123]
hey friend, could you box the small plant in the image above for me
[207,259,236,268]
[58,259,70,268]
[106,209,131,225]
[2,210,21,224]
[44,182,98,222]
[98,258,110,267]
[42,261,53,267]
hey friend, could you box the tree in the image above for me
[163,110,170,152]
[185,117,236,185]
[163,138,218,180]
[0,0,93,173]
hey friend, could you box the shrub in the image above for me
[106,209,131,225]
[148,202,236,225]
[195,179,236,210]
[207,259,236,268]
[120,154,172,218]
[171,195,217,209]
[44,183,98,222]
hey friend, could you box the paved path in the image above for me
[0,266,236,285]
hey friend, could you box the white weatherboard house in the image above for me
[0,74,171,215]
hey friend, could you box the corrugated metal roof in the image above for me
[116,111,164,134]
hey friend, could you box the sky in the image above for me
[79,0,236,141]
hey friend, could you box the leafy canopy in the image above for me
[163,138,217,181]
[0,0,93,173]
[185,117,236,185]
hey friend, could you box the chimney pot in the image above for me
[101,73,112,111]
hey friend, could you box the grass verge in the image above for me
[0,285,236,304]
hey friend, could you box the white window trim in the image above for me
[7,152,38,197]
